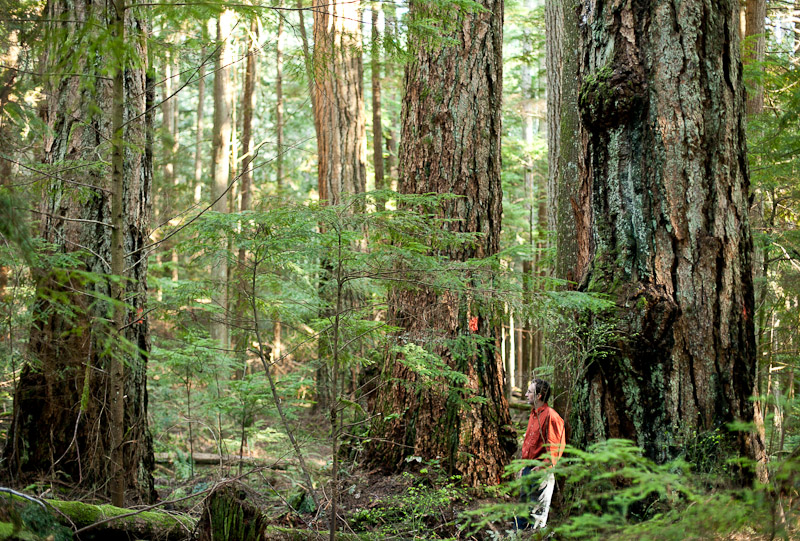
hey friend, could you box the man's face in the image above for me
[525,383,538,406]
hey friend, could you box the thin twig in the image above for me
[0,488,47,509]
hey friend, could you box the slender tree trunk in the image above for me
[743,0,769,482]
[744,0,766,115]
[275,1,285,193]
[371,4,386,210]
[519,0,537,384]
[170,47,180,282]
[4,0,155,503]
[160,45,181,283]
[555,0,767,472]
[162,51,176,189]
[235,17,258,357]
[273,5,285,361]
[240,18,257,224]
[211,10,235,349]
[194,46,206,204]
[369,0,515,487]
[297,0,313,103]
[383,1,398,184]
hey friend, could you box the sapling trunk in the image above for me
[186,369,195,478]
[250,255,318,508]
[329,228,344,541]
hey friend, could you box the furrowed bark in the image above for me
[369,0,516,487]
[4,0,155,503]
[557,0,765,471]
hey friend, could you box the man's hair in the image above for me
[532,378,551,403]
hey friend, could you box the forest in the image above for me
[0,0,798,539]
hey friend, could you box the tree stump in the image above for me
[197,482,270,541]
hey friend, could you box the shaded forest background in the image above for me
[0,0,799,539]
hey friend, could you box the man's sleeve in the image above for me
[547,413,566,467]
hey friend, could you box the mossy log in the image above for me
[0,493,195,540]
[47,499,196,540]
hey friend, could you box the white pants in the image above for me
[530,471,555,529]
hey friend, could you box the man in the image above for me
[517,378,565,530]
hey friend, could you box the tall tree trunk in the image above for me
[296,0,313,103]
[211,10,235,349]
[519,0,538,385]
[369,0,515,487]
[371,4,386,210]
[311,0,367,412]
[194,46,206,205]
[240,18,257,226]
[546,0,583,287]
[555,0,766,471]
[744,0,766,115]
[383,1,399,184]
[312,0,367,206]
[169,46,180,282]
[276,2,285,193]
[235,17,258,357]
[274,3,285,362]
[743,0,769,482]
[0,28,20,301]
[161,45,181,283]
[4,0,155,503]
[546,0,582,423]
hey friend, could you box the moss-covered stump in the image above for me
[197,483,374,541]
[197,483,271,541]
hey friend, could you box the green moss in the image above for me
[579,65,615,121]
[45,499,195,536]
[579,62,643,129]
[0,521,40,540]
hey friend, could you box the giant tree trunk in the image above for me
[3,0,155,503]
[555,0,765,467]
[369,0,515,487]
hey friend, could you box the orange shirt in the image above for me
[521,404,566,466]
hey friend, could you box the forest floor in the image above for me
[149,397,537,540]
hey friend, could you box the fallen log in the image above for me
[509,401,532,411]
[0,493,196,540]
[154,452,289,469]
[49,499,196,540]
